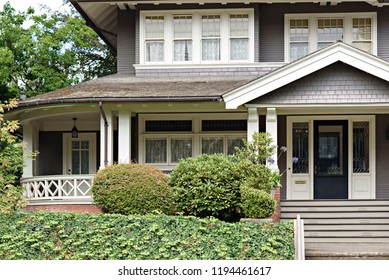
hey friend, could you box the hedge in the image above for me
[0,212,294,260]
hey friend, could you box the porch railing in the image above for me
[21,175,95,203]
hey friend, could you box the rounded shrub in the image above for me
[170,154,257,222]
[92,164,173,215]
[240,185,276,219]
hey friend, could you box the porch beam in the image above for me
[118,110,132,164]
[266,108,278,170]
[247,107,259,141]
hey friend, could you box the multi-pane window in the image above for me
[71,140,89,174]
[286,13,376,62]
[230,14,249,61]
[145,137,193,164]
[317,18,343,49]
[141,9,253,64]
[201,15,221,61]
[352,18,372,53]
[145,16,164,62]
[201,136,245,155]
[174,15,192,62]
[289,19,309,61]
[292,122,309,174]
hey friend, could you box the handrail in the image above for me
[21,175,94,201]
[294,214,305,260]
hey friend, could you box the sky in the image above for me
[2,0,68,13]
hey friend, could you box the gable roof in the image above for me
[223,42,389,109]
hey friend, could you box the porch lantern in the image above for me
[71,118,78,138]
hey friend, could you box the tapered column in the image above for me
[247,107,259,141]
[22,123,34,178]
[100,110,114,169]
[266,108,278,170]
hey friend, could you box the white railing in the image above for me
[21,175,95,202]
[294,215,305,260]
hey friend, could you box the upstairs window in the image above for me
[174,15,192,62]
[285,13,376,62]
[145,16,164,62]
[140,9,254,65]
[201,15,221,61]
[230,14,250,61]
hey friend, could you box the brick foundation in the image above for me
[23,204,102,214]
[271,187,281,222]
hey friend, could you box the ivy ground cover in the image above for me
[0,212,294,260]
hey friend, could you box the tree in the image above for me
[0,2,116,102]
[0,99,26,213]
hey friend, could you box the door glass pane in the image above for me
[292,122,309,173]
[353,122,369,173]
[81,141,89,149]
[145,138,167,163]
[171,138,192,163]
[72,150,80,175]
[317,126,343,175]
[81,150,89,174]
[72,141,80,149]
[202,137,223,154]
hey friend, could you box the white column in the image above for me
[22,123,34,178]
[100,110,114,169]
[118,110,132,164]
[266,107,278,170]
[247,107,259,141]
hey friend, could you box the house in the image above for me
[7,0,389,227]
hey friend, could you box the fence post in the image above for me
[294,214,305,260]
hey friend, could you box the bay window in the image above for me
[286,13,376,62]
[141,9,254,65]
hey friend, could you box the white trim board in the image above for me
[223,42,389,109]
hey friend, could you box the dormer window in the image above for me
[140,9,254,65]
[285,13,376,62]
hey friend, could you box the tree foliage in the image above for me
[0,2,116,102]
[0,100,25,213]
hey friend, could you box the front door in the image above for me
[63,133,96,175]
[314,120,348,199]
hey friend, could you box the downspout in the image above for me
[99,102,108,167]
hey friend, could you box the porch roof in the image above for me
[19,74,256,107]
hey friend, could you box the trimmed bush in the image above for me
[0,211,294,260]
[171,154,270,222]
[92,164,173,215]
[240,186,276,219]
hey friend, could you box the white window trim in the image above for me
[284,12,377,63]
[139,113,247,170]
[140,9,255,66]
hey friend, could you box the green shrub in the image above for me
[170,154,245,221]
[92,164,173,215]
[240,186,276,219]
[0,211,294,260]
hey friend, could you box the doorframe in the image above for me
[286,115,376,200]
[62,133,97,175]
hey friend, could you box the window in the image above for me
[145,16,164,62]
[353,122,369,173]
[202,15,221,61]
[230,14,249,61]
[140,115,246,168]
[174,15,192,62]
[141,9,254,64]
[286,13,376,62]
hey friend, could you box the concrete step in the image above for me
[305,231,389,238]
[282,218,389,224]
[305,224,389,230]
[281,211,389,219]
[281,200,389,207]
[282,206,389,212]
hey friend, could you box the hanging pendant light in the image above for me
[71,118,78,138]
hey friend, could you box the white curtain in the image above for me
[230,38,248,60]
[202,39,220,61]
[146,41,164,62]
[174,40,192,62]
[145,138,167,163]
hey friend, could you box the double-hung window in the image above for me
[145,16,165,62]
[201,15,221,61]
[174,15,192,62]
[285,13,376,62]
[141,9,254,65]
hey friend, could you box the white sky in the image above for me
[2,0,67,13]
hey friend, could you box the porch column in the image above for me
[100,110,114,169]
[247,107,259,141]
[266,108,278,170]
[22,122,34,178]
[118,110,132,163]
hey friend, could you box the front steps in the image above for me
[281,200,389,259]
